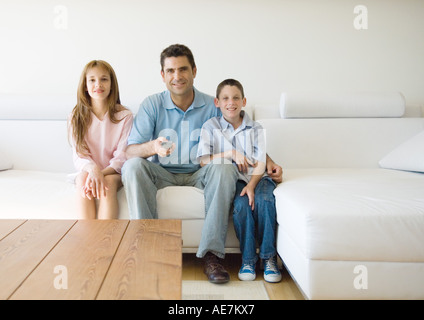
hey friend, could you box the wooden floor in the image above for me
[182,253,305,300]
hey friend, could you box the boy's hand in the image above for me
[240,185,256,210]
[232,150,256,173]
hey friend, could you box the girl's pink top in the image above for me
[71,109,133,174]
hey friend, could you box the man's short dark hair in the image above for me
[160,44,196,71]
[216,79,245,99]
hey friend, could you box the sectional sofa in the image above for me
[1,92,423,299]
[256,92,424,299]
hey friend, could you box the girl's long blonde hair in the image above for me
[69,60,125,157]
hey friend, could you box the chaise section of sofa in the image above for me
[256,92,424,299]
[274,168,424,299]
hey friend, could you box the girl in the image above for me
[69,60,133,219]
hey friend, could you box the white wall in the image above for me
[0,0,423,119]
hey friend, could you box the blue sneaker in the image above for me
[238,263,256,281]
[263,257,282,283]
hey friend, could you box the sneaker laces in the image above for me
[265,258,278,273]
[241,263,255,273]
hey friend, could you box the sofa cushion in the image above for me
[0,151,13,171]
[0,120,74,172]
[379,130,424,173]
[157,186,205,220]
[274,168,424,262]
[280,92,405,118]
[0,170,78,219]
[258,118,424,169]
[0,170,206,221]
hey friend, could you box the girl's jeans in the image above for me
[233,177,277,265]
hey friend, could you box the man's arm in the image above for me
[126,140,157,159]
[126,96,172,160]
[126,137,175,159]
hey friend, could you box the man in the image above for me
[122,44,282,284]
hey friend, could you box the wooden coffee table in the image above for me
[0,219,182,300]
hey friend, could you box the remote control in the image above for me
[161,141,173,149]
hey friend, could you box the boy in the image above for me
[197,79,281,282]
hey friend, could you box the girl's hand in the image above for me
[84,165,108,199]
[240,185,256,210]
[82,187,95,200]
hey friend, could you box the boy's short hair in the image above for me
[160,44,196,71]
[216,79,245,99]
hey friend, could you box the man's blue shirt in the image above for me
[128,88,221,173]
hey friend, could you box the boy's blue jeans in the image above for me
[233,177,278,265]
[121,158,238,259]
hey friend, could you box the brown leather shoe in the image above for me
[203,252,230,284]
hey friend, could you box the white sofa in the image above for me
[1,92,424,299]
[255,92,424,299]
[0,101,240,252]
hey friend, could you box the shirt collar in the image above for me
[219,110,254,131]
[164,87,206,111]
